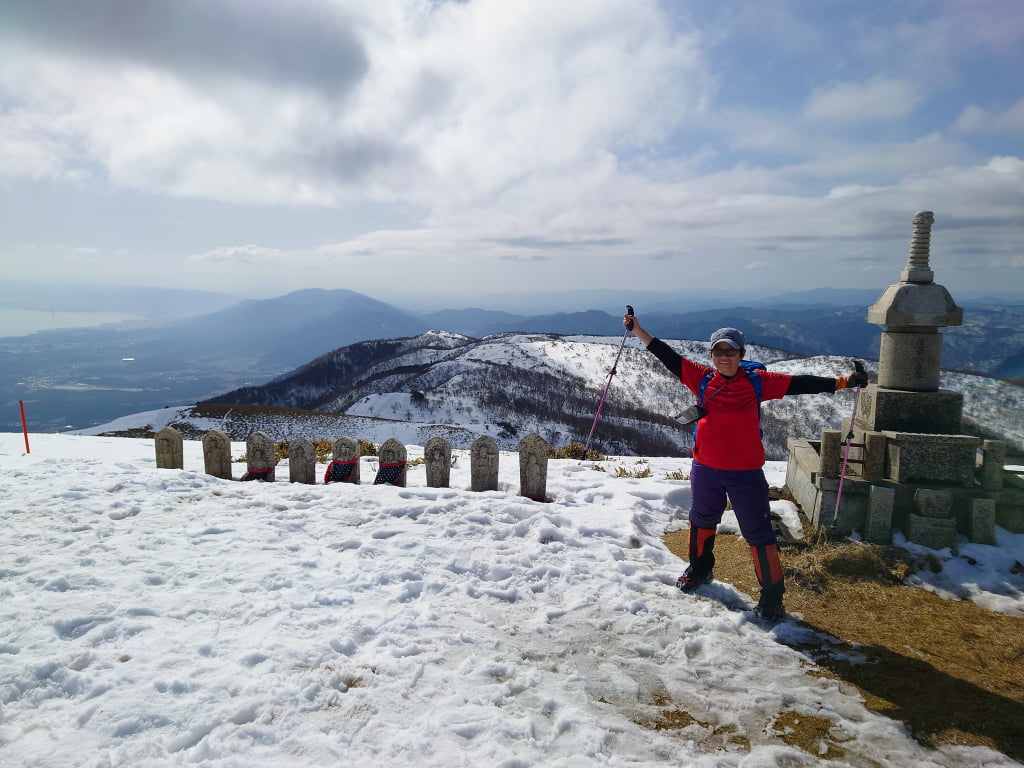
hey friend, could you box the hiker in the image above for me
[623,312,867,620]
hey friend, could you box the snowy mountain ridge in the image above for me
[83,331,1024,457]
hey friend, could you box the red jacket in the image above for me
[679,357,792,470]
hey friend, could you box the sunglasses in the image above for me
[711,347,741,357]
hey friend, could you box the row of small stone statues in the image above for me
[154,427,552,501]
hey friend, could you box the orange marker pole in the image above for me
[19,400,30,454]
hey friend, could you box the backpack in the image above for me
[694,360,767,438]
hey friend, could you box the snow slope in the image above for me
[2,433,1022,767]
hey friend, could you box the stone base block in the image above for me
[968,499,996,545]
[995,493,1024,534]
[865,485,895,544]
[913,488,955,518]
[819,430,841,479]
[978,441,1006,491]
[885,433,979,486]
[858,386,963,434]
[906,513,957,551]
[785,439,821,522]
[819,479,868,536]
[862,431,887,482]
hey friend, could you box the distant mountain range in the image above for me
[3,286,1021,434]
[84,330,1024,459]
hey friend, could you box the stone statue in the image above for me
[243,431,276,481]
[374,438,408,486]
[470,436,499,492]
[424,437,452,488]
[155,426,183,470]
[326,437,361,484]
[288,438,316,484]
[518,433,549,501]
[202,429,232,479]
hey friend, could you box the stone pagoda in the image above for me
[786,211,1021,548]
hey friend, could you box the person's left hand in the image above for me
[837,362,868,389]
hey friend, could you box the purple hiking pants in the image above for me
[689,461,776,547]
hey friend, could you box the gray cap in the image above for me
[710,327,745,350]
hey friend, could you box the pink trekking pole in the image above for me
[831,360,865,533]
[582,305,633,459]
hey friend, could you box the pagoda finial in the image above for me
[902,210,935,283]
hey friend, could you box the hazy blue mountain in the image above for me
[741,287,885,308]
[151,288,429,366]
[474,310,624,336]
[468,289,737,315]
[419,307,525,336]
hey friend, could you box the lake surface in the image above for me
[0,309,142,337]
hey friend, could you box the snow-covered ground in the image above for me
[2,433,1022,767]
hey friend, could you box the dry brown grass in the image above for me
[663,528,1024,762]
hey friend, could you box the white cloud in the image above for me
[0,1,1020,299]
[0,0,709,211]
[0,0,369,96]
[189,244,285,265]
[783,133,975,183]
[825,184,887,200]
[952,97,1024,136]
[499,254,552,262]
[804,78,919,123]
[993,254,1024,268]
[0,127,66,181]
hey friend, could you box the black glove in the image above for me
[837,361,868,390]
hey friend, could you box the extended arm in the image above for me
[787,363,869,395]
[786,375,841,395]
[646,338,684,376]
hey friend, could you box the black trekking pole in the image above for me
[581,305,633,460]
[829,360,865,537]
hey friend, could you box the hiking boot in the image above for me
[676,566,713,594]
[753,598,785,622]
[750,543,786,621]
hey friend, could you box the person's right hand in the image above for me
[623,313,653,345]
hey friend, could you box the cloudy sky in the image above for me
[1,0,1022,305]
